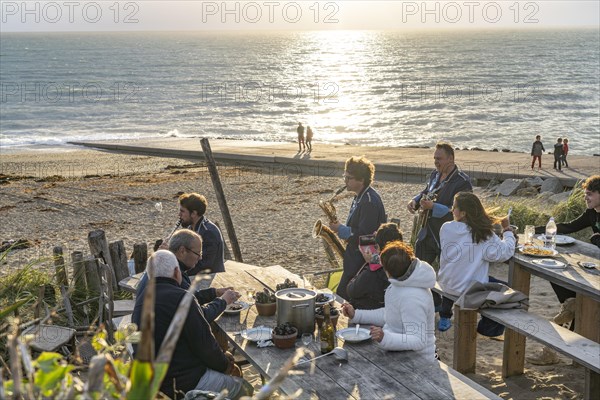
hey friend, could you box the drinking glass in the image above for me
[246,288,256,302]
[524,225,535,245]
[301,333,313,346]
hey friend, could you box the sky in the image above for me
[1,1,599,32]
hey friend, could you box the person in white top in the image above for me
[437,192,516,334]
[341,241,437,361]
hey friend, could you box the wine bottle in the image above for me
[320,303,335,354]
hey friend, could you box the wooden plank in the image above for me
[575,295,600,343]
[453,306,477,374]
[481,308,600,373]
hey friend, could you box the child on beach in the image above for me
[530,135,545,170]
[553,137,563,171]
[437,192,516,335]
[562,138,569,168]
[341,241,437,360]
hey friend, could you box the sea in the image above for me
[1,29,599,154]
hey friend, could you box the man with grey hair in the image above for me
[136,250,253,399]
[133,229,239,328]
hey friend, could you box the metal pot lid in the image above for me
[276,288,316,300]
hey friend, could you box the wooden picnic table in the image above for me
[212,265,501,399]
[506,238,600,396]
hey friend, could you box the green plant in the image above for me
[255,288,276,304]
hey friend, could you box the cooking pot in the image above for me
[276,288,316,335]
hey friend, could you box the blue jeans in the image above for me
[439,276,506,337]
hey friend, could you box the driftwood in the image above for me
[88,229,117,290]
[132,243,148,274]
[109,240,130,284]
[71,251,87,295]
[200,138,243,262]
[53,246,68,286]
[84,257,101,296]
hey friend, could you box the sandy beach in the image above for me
[0,146,589,399]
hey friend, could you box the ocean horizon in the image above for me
[1,29,599,154]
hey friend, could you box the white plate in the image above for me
[536,234,576,245]
[532,259,567,269]
[240,327,272,342]
[224,301,250,315]
[519,245,559,257]
[336,327,371,343]
[315,292,335,306]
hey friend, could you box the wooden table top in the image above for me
[212,265,500,400]
[513,239,600,301]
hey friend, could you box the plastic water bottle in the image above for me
[545,217,557,250]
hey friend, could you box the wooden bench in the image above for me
[433,286,600,393]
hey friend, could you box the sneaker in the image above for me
[526,347,559,365]
[438,317,452,332]
[552,298,576,326]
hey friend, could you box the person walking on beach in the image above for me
[178,193,226,274]
[306,126,314,152]
[553,137,563,171]
[561,138,569,168]
[328,156,387,300]
[297,122,305,152]
[530,135,545,170]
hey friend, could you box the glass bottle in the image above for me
[320,303,335,354]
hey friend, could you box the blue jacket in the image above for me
[189,216,225,274]
[413,166,472,250]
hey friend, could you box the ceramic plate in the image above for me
[532,258,567,269]
[336,327,371,343]
[519,246,559,258]
[224,301,250,315]
[536,235,576,245]
[240,327,272,342]
[315,292,335,306]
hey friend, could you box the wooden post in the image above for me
[109,240,130,284]
[71,251,87,295]
[84,257,101,296]
[200,138,243,262]
[53,246,68,287]
[133,242,148,274]
[453,306,477,374]
[88,229,117,290]
[214,221,232,260]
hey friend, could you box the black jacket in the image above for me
[190,217,225,274]
[140,277,229,399]
[346,264,389,310]
[535,208,600,249]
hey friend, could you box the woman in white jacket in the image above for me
[341,241,437,361]
[437,192,516,334]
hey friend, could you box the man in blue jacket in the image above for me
[178,193,226,274]
[329,156,387,300]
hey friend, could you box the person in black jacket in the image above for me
[553,137,563,171]
[133,250,253,399]
[329,156,387,300]
[407,142,472,266]
[534,175,600,314]
[133,230,238,328]
[346,223,403,310]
